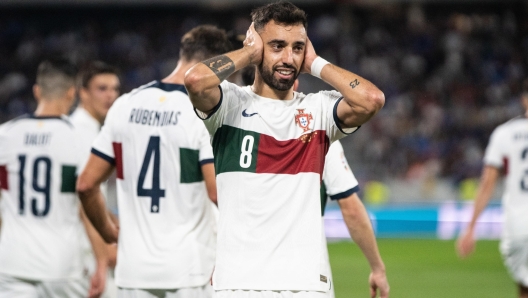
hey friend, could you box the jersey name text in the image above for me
[24,133,51,146]
[129,108,181,127]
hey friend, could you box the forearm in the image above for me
[79,188,118,243]
[319,62,384,128]
[340,196,385,272]
[344,209,385,271]
[185,48,252,112]
[80,207,108,269]
[467,166,499,230]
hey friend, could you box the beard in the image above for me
[258,63,299,91]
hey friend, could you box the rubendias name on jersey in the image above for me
[129,108,181,127]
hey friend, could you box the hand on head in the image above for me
[243,23,264,66]
[301,36,318,74]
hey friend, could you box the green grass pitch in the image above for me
[328,239,516,298]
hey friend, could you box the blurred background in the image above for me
[0,0,525,296]
[1,0,524,240]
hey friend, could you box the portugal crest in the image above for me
[294,109,313,133]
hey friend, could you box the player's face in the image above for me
[81,73,120,123]
[257,21,306,91]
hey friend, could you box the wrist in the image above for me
[310,56,330,79]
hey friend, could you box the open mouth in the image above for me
[275,68,296,79]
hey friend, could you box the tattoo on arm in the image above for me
[202,55,236,82]
[350,79,360,89]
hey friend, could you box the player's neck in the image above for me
[162,60,195,85]
[34,99,69,117]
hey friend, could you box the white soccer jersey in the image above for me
[321,140,359,214]
[483,116,528,242]
[0,115,84,280]
[201,81,357,291]
[92,81,216,289]
[320,140,360,298]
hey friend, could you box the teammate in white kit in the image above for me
[71,61,121,298]
[321,141,387,298]
[457,89,528,298]
[76,25,232,298]
[0,58,106,298]
[184,2,388,297]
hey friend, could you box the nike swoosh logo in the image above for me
[242,109,258,117]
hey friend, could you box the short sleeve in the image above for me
[483,126,506,168]
[202,81,245,136]
[197,121,214,165]
[322,140,359,200]
[317,91,359,143]
[91,97,124,164]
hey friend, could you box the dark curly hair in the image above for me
[251,1,307,32]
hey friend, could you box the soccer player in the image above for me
[0,58,107,298]
[456,89,528,298]
[76,25,231,298]
[184,2,387,297]
[321,141,388,298]
[71,61,121,298]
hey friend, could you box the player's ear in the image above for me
[33,84,42,103]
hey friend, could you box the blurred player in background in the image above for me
[184,2,386,297]
[71,61,121,298]
[457,86,528,298]
[321,141,388,298]
[76,25,231,298]
[0,58,107,298]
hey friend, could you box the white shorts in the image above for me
[213,290,328,298]
[0,273,87,298]
[117,284,212,298]
[500,238,528,287]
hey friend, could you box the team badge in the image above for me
[294,109,313,132]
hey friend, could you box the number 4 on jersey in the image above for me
[137,136,166,213]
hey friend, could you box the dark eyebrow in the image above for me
[268,39,287,46]
[293,41,306,47]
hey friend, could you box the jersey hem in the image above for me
[200,158,215,165]
[91,148,115,165]
[332,98,360,135]
[194,85,223,120]
[329,185,360,200]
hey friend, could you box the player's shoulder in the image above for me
[302,89,342,100]
[1,114,73,133]
[494,115,528,134]
[220,80,250,99]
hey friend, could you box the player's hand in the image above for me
[243,22,263,66]
[456,228,476,258]
[88,265,107,298]
[369,270,390,298]
[301,36,318,74]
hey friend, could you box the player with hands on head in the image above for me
[76,25,231,298]
[185,2,385,297]
[0,58,107,298]
[456,85,528,298]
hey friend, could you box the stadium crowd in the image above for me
[0,2,525,188]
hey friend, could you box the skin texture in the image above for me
[79,73,120,125]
